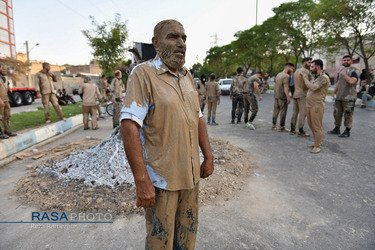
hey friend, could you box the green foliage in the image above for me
[82,14,129,76]
[10,102,83,132]
[315,0,375,83]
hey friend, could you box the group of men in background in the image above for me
[272,55,360,153]
[230,67,263,130]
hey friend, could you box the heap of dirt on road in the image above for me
[13,137,255,216]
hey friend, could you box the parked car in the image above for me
[219,78,232,95]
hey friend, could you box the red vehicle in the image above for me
[7,77,38,107]
[8,87,37,107]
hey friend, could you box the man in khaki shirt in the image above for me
[35,63,65,123]
[120,19,213,249]
[272,62,294,131]
[243,72,262,130]
[290,57,312,136]
[79,76,102,130]
[230,67,246,124]
[302,59,330,153]
[329,55,359,137]
[111,70,124,128]
[206,73,220,125]
[0,65,17,139]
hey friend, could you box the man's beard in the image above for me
[159,44,185,70]
[304,64,310,70]
[343,62,351,68]
[312,69,317,75]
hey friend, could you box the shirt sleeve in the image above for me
[350,71,358,79]
[121,112,144,127]
[122,66,150,125]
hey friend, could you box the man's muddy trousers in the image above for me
[272,98,288,127]
[145,184,199,249]
[291,97,307,131]
[334,100,354,129]
[306,103,325,147]
[231,94,243,122]
[243,94,258,123]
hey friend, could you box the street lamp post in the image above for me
[25,40,39,88]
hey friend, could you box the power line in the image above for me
[55,0,88,20]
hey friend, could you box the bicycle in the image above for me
[105,100,124,116]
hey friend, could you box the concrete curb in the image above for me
[0,114,83,160]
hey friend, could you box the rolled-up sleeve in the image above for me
[121,67,150,127]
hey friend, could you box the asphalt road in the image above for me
[0,93,374,249]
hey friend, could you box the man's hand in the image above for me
[287,97,290,104]
[135,177,156,208]
[259,95,262,101]
[217,99,220,105]
[230,95,232,100]
[0,99,4,107]
[200,156,214,178]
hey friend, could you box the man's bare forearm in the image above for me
[120,119,150,184]
[198,117,213,160]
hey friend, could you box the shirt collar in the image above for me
[151,55,187,77]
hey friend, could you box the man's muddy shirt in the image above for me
[206,81,219,97]
[122,56,201,191]
[274,72,290,100]
[36,70,56,95]
[244,75,261,94]
[336,67,359,101]
[305,73,330,108]
[0,77,9,101]
[230,75,246,96]
[293,67,309,99]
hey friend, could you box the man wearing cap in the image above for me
[290,57,312,136]
[111,70,124,128]
[120,19,214,249]
[79,76,102,130]
[230,67,246,124]
[35,62,66,123]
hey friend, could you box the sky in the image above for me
[13,0,295,68]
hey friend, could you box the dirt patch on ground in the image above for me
[13,137,256,216]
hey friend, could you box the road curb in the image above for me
[0,114,83,160]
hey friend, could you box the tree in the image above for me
[315,0,375,84]
[82,13,129,76]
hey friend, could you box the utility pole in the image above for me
[25,40,31,88]
[256,0,258,25]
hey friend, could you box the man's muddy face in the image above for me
[155,23,186,71]
[310,62,318,75]
[342,57,352,68]
[304,60,312,70]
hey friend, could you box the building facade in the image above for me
[0,0,15,59]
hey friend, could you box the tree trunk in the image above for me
[358,32,372,85]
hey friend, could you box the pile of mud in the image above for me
[14,137,255,216]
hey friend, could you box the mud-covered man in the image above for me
[302,59,329,153]
[272,62,294,131]
[206,73,220,125]
[290,57,312,136]
[243,72,262,130]
[0,65,17,139]
[230,67,247,124]
[329,55,359,137]
[111,70,124,128]
[35,62,66,123]
[120,19,214,249]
